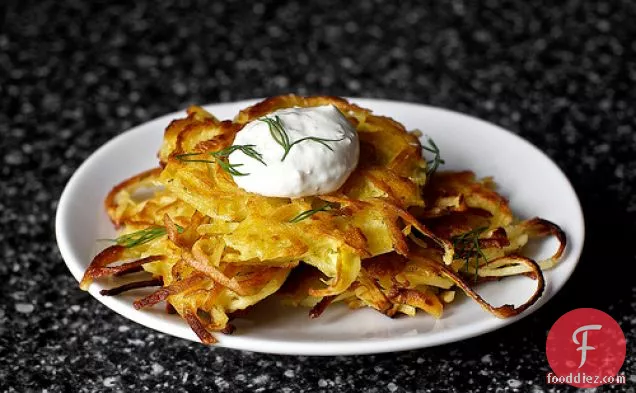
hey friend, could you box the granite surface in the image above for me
[1,0,635,392]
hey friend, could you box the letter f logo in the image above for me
[572,324,602,368]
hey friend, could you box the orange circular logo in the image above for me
[546,308,626,388]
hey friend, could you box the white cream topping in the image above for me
[228,105,359,198]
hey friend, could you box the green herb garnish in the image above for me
[260,115,344,161]
[175,144,265,176]
[422,137,444,176]
[289,203,336,223]
[114,225,184,248]
[214,145,266,165]
[451,226,489,282]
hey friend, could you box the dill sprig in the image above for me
[113,224,184,248]
[260,115,344,161]
[176,153,247,176]
[214,145,266,165]
[422,137,445,176]
[289,203,336,223]
[451,226,489,282]
[175,144,265,177]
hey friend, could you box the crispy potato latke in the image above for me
[81,95,566,344]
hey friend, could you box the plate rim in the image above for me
[56,97,585,355]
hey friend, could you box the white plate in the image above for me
[56,98,584,355]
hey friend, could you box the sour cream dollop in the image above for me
[229,105,359,198]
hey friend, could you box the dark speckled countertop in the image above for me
[1,1,634,392]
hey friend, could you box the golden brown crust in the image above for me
[132,273,207,310]
[104,167,163,227]
[99,278,164,296]
[410,252,545,318]
[425,171,513,226]
[81,245,124,289]
[363,253,408,279]
[520,217,567,262]
[184,310,218,344]
[309,295,336,319]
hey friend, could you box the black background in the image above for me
[1,1,634,392]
